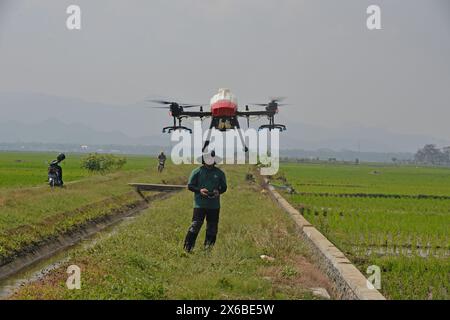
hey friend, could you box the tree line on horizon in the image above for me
[414,144,450,166]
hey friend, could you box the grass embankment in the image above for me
[12,166,331,300]
[277,163,450,300]
[0,156,190,263]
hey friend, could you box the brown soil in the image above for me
[260,255,334,299]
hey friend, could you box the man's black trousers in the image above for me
[184,208,220,252]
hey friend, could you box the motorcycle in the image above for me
[48,160,63,187]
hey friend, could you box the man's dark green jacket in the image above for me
[187,166,227,209]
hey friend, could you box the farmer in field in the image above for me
[157,151,167,172]
[184,150,227,252]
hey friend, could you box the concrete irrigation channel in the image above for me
[259,173,386,300]
[0,184,186,298]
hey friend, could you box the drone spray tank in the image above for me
[210,88,238,130]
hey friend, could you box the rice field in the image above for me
[1,151,448,299]
[276,162,450,300]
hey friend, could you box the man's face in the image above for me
[203,153,215,166]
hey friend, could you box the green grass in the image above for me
[11,166,327,300]
[0,151,152,189]
[0,152,189,261]
[277,162,450,300]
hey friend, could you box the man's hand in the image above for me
[200,188,209,197]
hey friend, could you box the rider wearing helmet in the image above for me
[57,153,66,163]
[49,153,66,186]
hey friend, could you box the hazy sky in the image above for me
[0,0,449,139]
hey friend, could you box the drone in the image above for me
[151,88,288,152]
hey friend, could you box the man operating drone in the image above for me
[150,88,288,251]
[184,149,227,252]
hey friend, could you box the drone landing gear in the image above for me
[235,120,249,153]
[258,116,286,131]
[162,117,192,133]
[258,124,286,131]
[162,126,192,133]
[202,120,216,152]
[202,118,249,153]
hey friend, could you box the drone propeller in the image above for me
[148,99,173,105]
[249,97,289,107]
[250,102,290,107]
[269,97,286,103]
[151,106,175,109]
[150,105,202,109]
[147,99,204,109]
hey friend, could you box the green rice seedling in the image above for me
[281,162,450,299]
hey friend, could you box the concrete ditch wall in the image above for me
[262,178,386,300]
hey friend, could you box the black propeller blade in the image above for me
[250,103,290,107]
[269,97,286,103]
[250,97,289,107]
[147,99,204,109]
[148,99,174,105]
